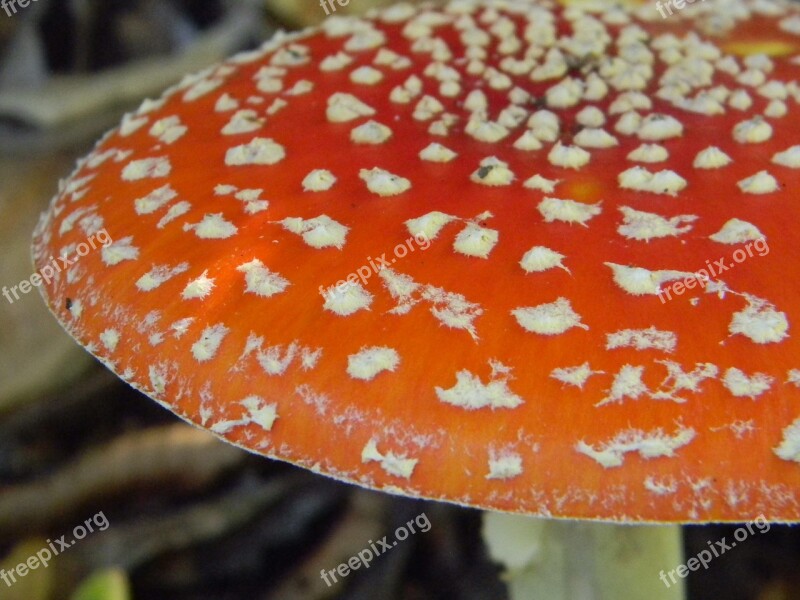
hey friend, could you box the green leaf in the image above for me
[70,569,131,600]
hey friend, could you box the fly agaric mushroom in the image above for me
[32,0,800,597]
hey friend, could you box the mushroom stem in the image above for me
[483,513,685,600]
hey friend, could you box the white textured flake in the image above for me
[347,347,400,380]
[414,95,445,120]
[225,138,285,166]
[550,362,601,389]
[405,211,454,240]
[134,184,177,215]
[512,298,587,336]
[538,197,601,226]
[361,439,418,479]
[729,298,788,344]
[710,219,765,244]
[729,89,753,111]
[615,111,642,136]
[215,184,237,196]
[465,115,509,142]
[136,263,189,291]
[574,127,618,149]
[327,92,376,122]
[486,452,523,480]
[119,113,148,136]
[419,142,457,162]
[436,369,523,410]
[266,98,287,115]
[471,159,515,186]
[644,476,678,496]
[596,365,648,407]
[576,426,696,468]
[351,120,393,144]
[609,91,651,114]
[519,246,568,273]
[323,282,373,316]
[222,110,264,135]
[183,77,223,101]
[733,117,773,143]
[606,328,677,353]
[523,174,560,193]
[237,259,290,297]
[547,142,590,169]
[302,169,337,192]
[157,202,190,229]
[617,206,696,241]
[359,168,411,196]
[627,144,668,163]
[170,318,194,339]
[576,106,605,127]
[281,215,349,249]
[184,214,238,239]
[215,93,239,112]
[772,145,800,168]
[723,367,774,399]
[191,324,229,362]
[453,224,499,258]
[513,131,543,151]
[211,396,278,434]
[788,370,800,387]
[344,29,386,52]
[605,262,694,296]
[545,77,583,108]
[737,171,779,194]
[320,52,353,71]
[101,237,139,266]
[651,361,719,403]
[421,284,484,339]
[149,116,187,144]
[381,3,416,23]
[99,329,120,352]
[235,188,265,211]
[254,340,299,376]
[182,271,216,300]
[618,166,687,195]
[637,114,683,140]
[775,418,800,463]
[122,157,171,181]
[286,80,314,96]
[693,146,733,169]
[764,99,787,118]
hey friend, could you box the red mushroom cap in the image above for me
[33,0,800,522]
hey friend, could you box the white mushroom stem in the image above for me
[483,513,685,600]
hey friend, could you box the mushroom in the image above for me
[31,0,800,597]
